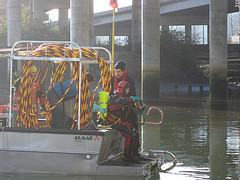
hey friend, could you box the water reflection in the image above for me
[153,99,240,180]
[209,109,227,179]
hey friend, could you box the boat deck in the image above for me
[96,155,158,178]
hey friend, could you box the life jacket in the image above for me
[113,70,128,93]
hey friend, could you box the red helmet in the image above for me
[116,81,130,96]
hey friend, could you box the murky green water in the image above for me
[1,97,240,180]
[142,98,239,180]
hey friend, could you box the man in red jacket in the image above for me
[110,60,136,97]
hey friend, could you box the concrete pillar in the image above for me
[59,8,68,30]
[59,8,69,40]
[33,0,45,27]
[209,0,228,106]
[207,25,210,45]
[89,0,94,46]
[7,0,21,46]
[130,0,141,90]
[185,25,191,43]
[142,0,160,101]
[132,0,141,54]
[70,0,89,46]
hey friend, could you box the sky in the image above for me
[94,0,132,12]
[47,0,132,22]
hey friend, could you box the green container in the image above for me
[99,91,109,119]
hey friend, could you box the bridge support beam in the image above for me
[70,0,90,46]
[33,0,45,28]
[59,8,69,40]
[185,25,191,43]
[89,0,94,46]
[7,0,21,46]
[209,0,228,108]
[132,0,141,54]
[130,0,141,89]
[142,0,160,101]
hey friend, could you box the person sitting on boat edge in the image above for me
[47,73,95,129]
[92,81,145,163]
[110,60,140,156]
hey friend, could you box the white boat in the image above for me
[0,41,176,179]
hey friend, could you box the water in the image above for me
[1,97,240,180]
[142,98,240,180]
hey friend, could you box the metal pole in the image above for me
[140,0,144,153]
[111,0,116,74]
[8,57,13,127]
[141,0,143,100]
[12,86,16,127]
[78,61,82,130]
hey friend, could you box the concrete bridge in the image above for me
[5,0,238,104]
[6,0,238,45]
[94,0,237,36]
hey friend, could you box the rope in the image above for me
[16,44,112,129]
[13,60,17,84]
[148,150,177,172]
[138,107,164,125]
[20,74,75,117]
[39,61,48,86]
[159,150,177,172]
[16,61,38,127]
[99,117,120,128]
[97,105,129,128]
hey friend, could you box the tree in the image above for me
[160,28,205,83]
[21,4,64,41]
[0,4,66,48]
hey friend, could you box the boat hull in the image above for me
[0,127,160,178]
[0,127,124,175]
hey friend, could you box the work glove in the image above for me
[130,96,141,103]
[92,104,106,114]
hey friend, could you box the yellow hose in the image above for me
[16,44,112,129]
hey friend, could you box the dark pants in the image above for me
[128,111,139,131]
[47,89,66,129]
[128,111,140,155]
[112,122,139,157]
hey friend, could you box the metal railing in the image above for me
[9,41,82,129]
[8,41,112,130]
